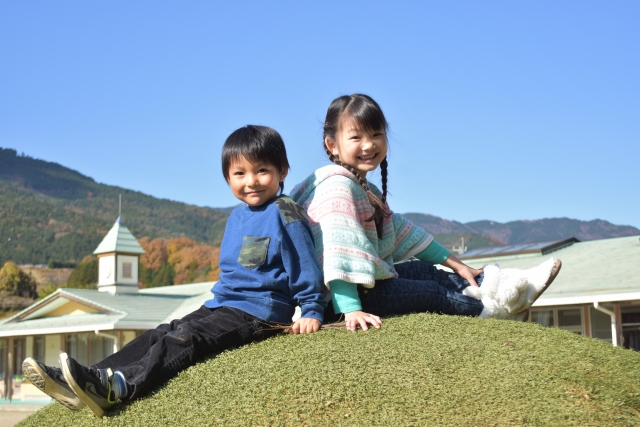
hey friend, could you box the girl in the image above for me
[290,94,561,331]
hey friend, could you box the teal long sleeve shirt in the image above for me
[329,240,451,313]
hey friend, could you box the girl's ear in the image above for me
[324,137,338,156]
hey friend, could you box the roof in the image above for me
[459,237,580,260]
[0,284,215,337]
[93,217,145,255]
[459,235,640,307]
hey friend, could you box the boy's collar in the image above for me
[245,194,284,211]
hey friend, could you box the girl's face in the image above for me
[325,116,388,178]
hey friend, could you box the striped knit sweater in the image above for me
[290,165,433,288]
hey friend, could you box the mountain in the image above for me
[0,148,230,264]
[404,213,639,250]
[1,147,638,265]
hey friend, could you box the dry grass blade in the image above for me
[260,321,347,334]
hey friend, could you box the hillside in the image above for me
[2,147,638,264]
[404,213,639,251]
[19,314,640,426]
[0,148,230,264]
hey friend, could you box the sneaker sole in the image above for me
[22,358,85,410]
[519,259,563,322]
[60,353,109,417]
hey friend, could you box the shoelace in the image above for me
[98,368,118,404]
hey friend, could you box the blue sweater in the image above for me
[205,196,326,324]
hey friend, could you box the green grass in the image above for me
[19,314,640,426]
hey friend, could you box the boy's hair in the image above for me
[323,94,390,238]
[222,125,291,194]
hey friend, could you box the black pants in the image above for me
[92,306,280,400]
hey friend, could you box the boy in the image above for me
[22,125,326,417]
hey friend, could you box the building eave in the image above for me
[533,292,640,307]
[0,322,120,338]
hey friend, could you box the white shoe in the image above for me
[465,258,562,320]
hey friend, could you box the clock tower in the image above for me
[93,217,145,294]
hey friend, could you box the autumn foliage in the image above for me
[139,237,220,288]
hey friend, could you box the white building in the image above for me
[0,218,213,401]
[460,235,640,350]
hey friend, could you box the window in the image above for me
[65,333,89,366]
[122,262,132,278]
[65,332,116,366]
[590,307,612,342]
[0,339,6,381]
[532,310,554,327]
[622,308,640,352]
[531,307,584,335]
[34,336,45,362]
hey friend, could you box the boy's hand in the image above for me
[290,317,321,334]
[344,310,382,332]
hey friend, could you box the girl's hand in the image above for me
[455,265,483,288]
[442,253,483,287]
[344,310,382,332]
[290,317,321,334]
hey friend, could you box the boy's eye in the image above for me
[373,132,384,137]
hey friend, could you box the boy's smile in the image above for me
[227,155,287,207]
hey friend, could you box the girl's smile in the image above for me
[325,117,388,178]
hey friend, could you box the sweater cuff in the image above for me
[329,280,362,313]
[299,304,325,323]
[415,241,451,264]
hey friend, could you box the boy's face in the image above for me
[227,155,287,207]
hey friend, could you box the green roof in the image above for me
[0,284,216,337]
[93,217,145,255]
[460,235,640,306]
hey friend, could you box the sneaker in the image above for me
[59,353,116,417]
[22,357,85,410]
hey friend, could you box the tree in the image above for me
[66,256,98,289]
[150,264,176,288]
[139,237,220,287]
[0,261,37,299]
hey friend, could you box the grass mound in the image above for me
[19,314,640,426]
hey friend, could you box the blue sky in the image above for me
[1,1,638,228]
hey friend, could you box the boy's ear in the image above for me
[324,137,338,156]
[279,168,289,181]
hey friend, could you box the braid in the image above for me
[325,147,391,238]
[324,146,371,191]
[380,157,388,204]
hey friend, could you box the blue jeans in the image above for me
[325,260,484,321]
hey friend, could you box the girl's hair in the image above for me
[323,94,391,237]
[222,125,290,194]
